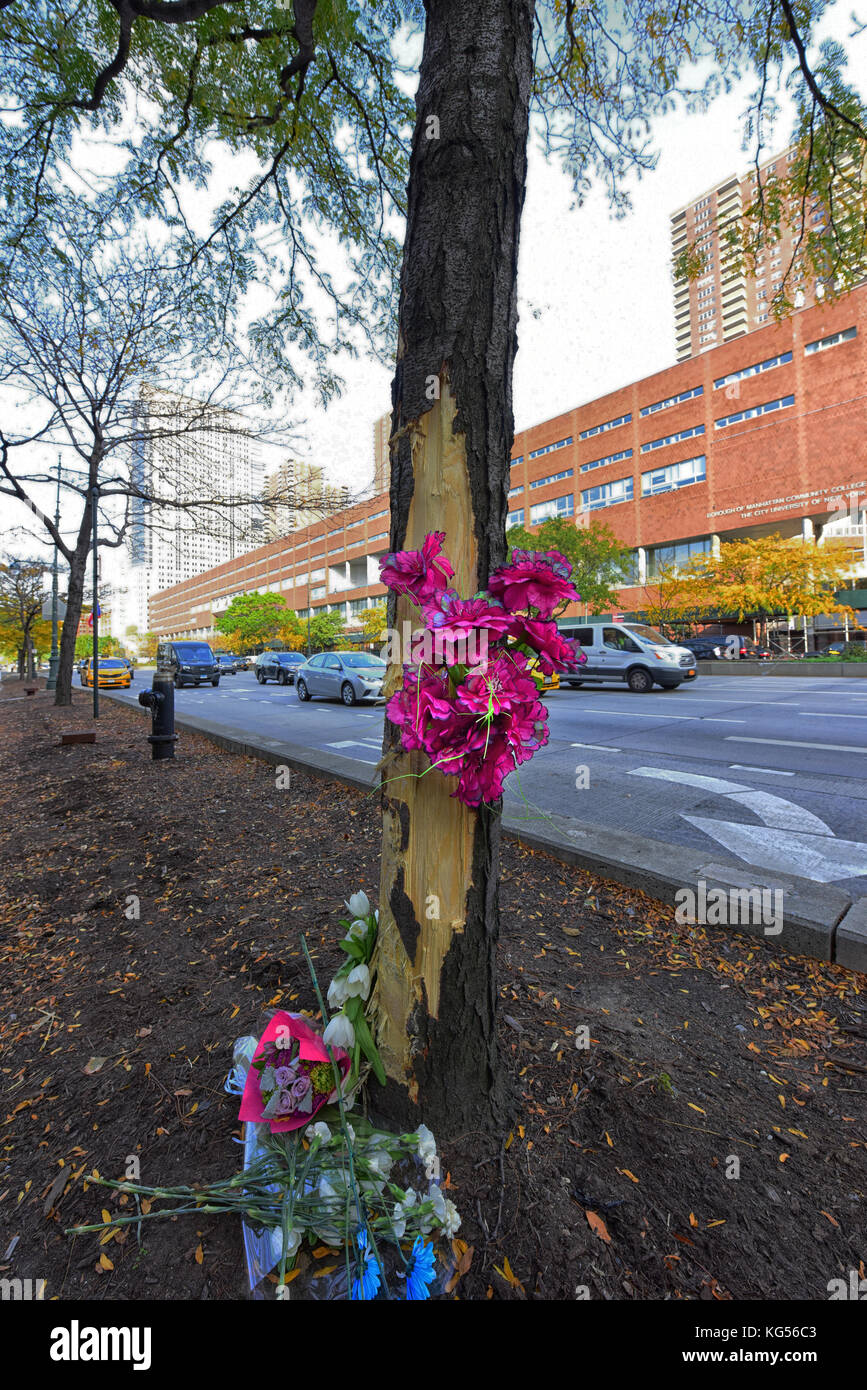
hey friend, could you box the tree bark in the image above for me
[54,499,94,707]
[373,0,534,1139]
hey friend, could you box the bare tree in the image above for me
[0,194,356,705]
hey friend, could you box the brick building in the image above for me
[149,285,867,643]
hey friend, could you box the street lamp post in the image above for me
[46,454,62,692]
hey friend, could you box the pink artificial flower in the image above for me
[507,617,587,675]
[421,591,513,643]
[453,650,539,717]
[487,548,581,618]
[379,532,455,606]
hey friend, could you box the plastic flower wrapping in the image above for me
[380,533,587,806]
[67,891,461,1301]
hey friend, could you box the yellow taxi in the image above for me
[80,657,131,689]
[526,657,559,696]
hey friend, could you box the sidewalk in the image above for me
[125,696,867,973]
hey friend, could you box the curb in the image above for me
[694,660,867,677]
[114,696,867,975]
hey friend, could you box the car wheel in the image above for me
[173,674,183,689]
[341,681,357,706]
[256,670,265,683]
[296,679,310,702]
[212,678,219,686]
[278,670,288,685]
[627,667,654,693]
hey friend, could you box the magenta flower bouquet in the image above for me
[380,534,586,806]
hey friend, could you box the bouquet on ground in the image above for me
[239,1011,351,1132]
[380,534,587,806]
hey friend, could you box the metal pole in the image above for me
[46,454,62,691]
[92,485,99,719]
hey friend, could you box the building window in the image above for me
[529,467,574,490]
[507,484,523,498]
[511,455,524,466]
[804,326,857,355]
[311,585,326,598]
[579,412,632,441]
[580,448,633,474]
[581,477,634,512]
[639,386,704,419]
[529,435,573,460]
[530,493,574,524]
[641,454,707,497]
[506,509,524,529]
[715,395,795,428]
[646,538,712,578]
[640,423,705,454]
[713,350,792,388]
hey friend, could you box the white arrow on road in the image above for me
[628,766,867,883]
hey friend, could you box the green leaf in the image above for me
[338,937,365,961]
[352,1011,386,1086]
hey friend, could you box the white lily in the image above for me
[322,1013,355,1050]
[327,974,351,1009]
[345,890,371,919]
[347,919,369,941]
[345,963,371,1000]
[414,1123,437,1163]
[307,1121,331,1144]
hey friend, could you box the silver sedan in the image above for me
[295,651,387,705]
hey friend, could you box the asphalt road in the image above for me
[112,669,867,894]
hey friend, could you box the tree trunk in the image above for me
[55,501,93,707]
[373,0,534,1139]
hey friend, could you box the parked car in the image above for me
[156,639,220,688]
[234,655,252,671]
[118,656,135,679]
[79,657,131,689]
[736,637,773,660]
[295,651,387,705]
[214,653,238,675]
[557,622,697,692]
[681,635,724,661]
[255,651,307,685]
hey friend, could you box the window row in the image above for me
[529,467,574,490]
[529,435,573,459]
[715,394,794,429]
[641,455,706,497]
[639,385,703,418]
[804,326,856,354]
[581,476,634,511]
[580,448,633,474]
[579,412,632,440]
[713,350,792,389]
[640,423,705,454]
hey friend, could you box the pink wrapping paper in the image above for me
[239,1011,350,1133]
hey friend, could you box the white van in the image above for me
[558,622,697,693]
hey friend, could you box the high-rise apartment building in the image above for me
[108,386,265,638]
[372,411,391,495]
[671,147,814,360]
[262,459,350,541]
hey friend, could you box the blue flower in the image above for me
[350,1228,381,1301]
[405,1236,436,1300]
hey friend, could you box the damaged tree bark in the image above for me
[374,0,534,1138]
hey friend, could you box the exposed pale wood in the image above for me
[376,373,478,1093]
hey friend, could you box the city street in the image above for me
[113,670,867,895]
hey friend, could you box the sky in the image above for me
[3,6,865,565]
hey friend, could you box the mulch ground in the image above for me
[0,685,864,1302]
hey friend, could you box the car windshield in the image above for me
[339,653,386,668]
[98,659,126,669]
[177,645,213,662]
[278,653,305,663]
[623,624,672,646]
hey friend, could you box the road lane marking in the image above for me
[729,765,795,776]
[726,736,867,754]
[702,718,746,723]
[571,742,621,752]
[682,817,867,882]
[799,711,867,719]
[629,768,749,793]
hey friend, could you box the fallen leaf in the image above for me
[83,1057,107,1076]
[585,1210,611,1244]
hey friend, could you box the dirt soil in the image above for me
[0,687,864,1301]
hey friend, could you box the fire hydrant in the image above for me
[138,670,178,761]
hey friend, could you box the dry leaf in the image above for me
[585,1210,611,1244]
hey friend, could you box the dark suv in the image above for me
[255,651,307,685]
[157,640,220,688]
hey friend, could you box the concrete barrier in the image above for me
[696,660,867,677]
